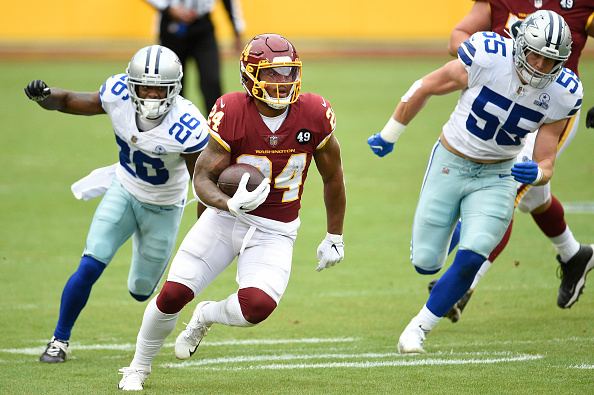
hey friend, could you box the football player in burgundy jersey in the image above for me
[118,33,346,390]
[433,0,594,321]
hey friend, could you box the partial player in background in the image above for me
[117,33,347,390]
[24,45,209,363]
[432,0,594,322]
[368,11,582,353]
[144,0,246,113]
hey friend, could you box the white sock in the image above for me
[550,227,581,263]
[470,260,492,290]
[131,296,179,369]
[201,293,254,327]
[411,305,441,334]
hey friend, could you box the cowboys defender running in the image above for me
[24,45,209,363]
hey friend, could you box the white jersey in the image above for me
[443,32,583,161]
[99,73,209,205]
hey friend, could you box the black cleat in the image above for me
[40,337,69,363]
[557,244,594,308]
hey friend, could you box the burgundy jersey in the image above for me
[207,92,336,223]
[485,0,594,75]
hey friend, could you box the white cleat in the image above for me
[397,322,428,354]
[175,301,212,360]
[118,366,150,391]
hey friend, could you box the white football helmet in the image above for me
[513,10,572,89]
[126,45,183,119]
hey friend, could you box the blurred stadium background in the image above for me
[0,0,507,57]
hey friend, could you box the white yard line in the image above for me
[0,337,357,355]
[163,351,542,369]
[561,202,594,214]
[3,336,589,371]
[169,355,544,370]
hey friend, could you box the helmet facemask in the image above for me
[126,45,183,119]
[239,34,302,110]
[241,58,302,109]
[513,10,572,89]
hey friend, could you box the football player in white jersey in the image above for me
[367,11,582,353]
[24,45,209,363]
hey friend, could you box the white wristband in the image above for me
[326,232,343,244]
[533,167,543,184]
[379,117,406,143]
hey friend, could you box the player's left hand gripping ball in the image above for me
[25,80,51,101]
[367,134,394,157]
[316,233,345,272]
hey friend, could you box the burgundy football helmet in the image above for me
[240,34,302,109]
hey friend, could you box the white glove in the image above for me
[316,233,345,272]
[227,173,270,216]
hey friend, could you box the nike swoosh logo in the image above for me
[189,345,198,357]
[499,174,511,178]
[370,145,383,150]
[321,99,327,107]
[239,206,248,211]
[332,245,339,254]
[220,99,226,108]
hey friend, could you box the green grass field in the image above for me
[1,51,593,394]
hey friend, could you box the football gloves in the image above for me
[511,159,543,185]
[367,133,394,157]
[25,80,51,102]
[226,173,270,216]
[316,233,345,272]
[586,106,594,129]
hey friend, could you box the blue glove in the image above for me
[511,159,542,184]
[367,134,394,157]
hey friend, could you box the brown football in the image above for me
[218,163,266,196]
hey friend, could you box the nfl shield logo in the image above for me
[269,136,278,147]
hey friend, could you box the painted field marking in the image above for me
[0,337,357,356]
[163,351,542,369]
[2,336,588,371]
[562,202,594,214]
[163,353,543,370]
[569,364,594,370]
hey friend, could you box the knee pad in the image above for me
[517,184,551,213]
[128,275,160,302]
[411,248,442,275]
[156,281,195,314]
[129,291,151,302]
[238,287,277,324]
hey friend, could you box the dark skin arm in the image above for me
[35,88,106,115]
[182,151,207,218]
[37,85,206,216]
[192,138,233,211]
[313,134,346,235]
